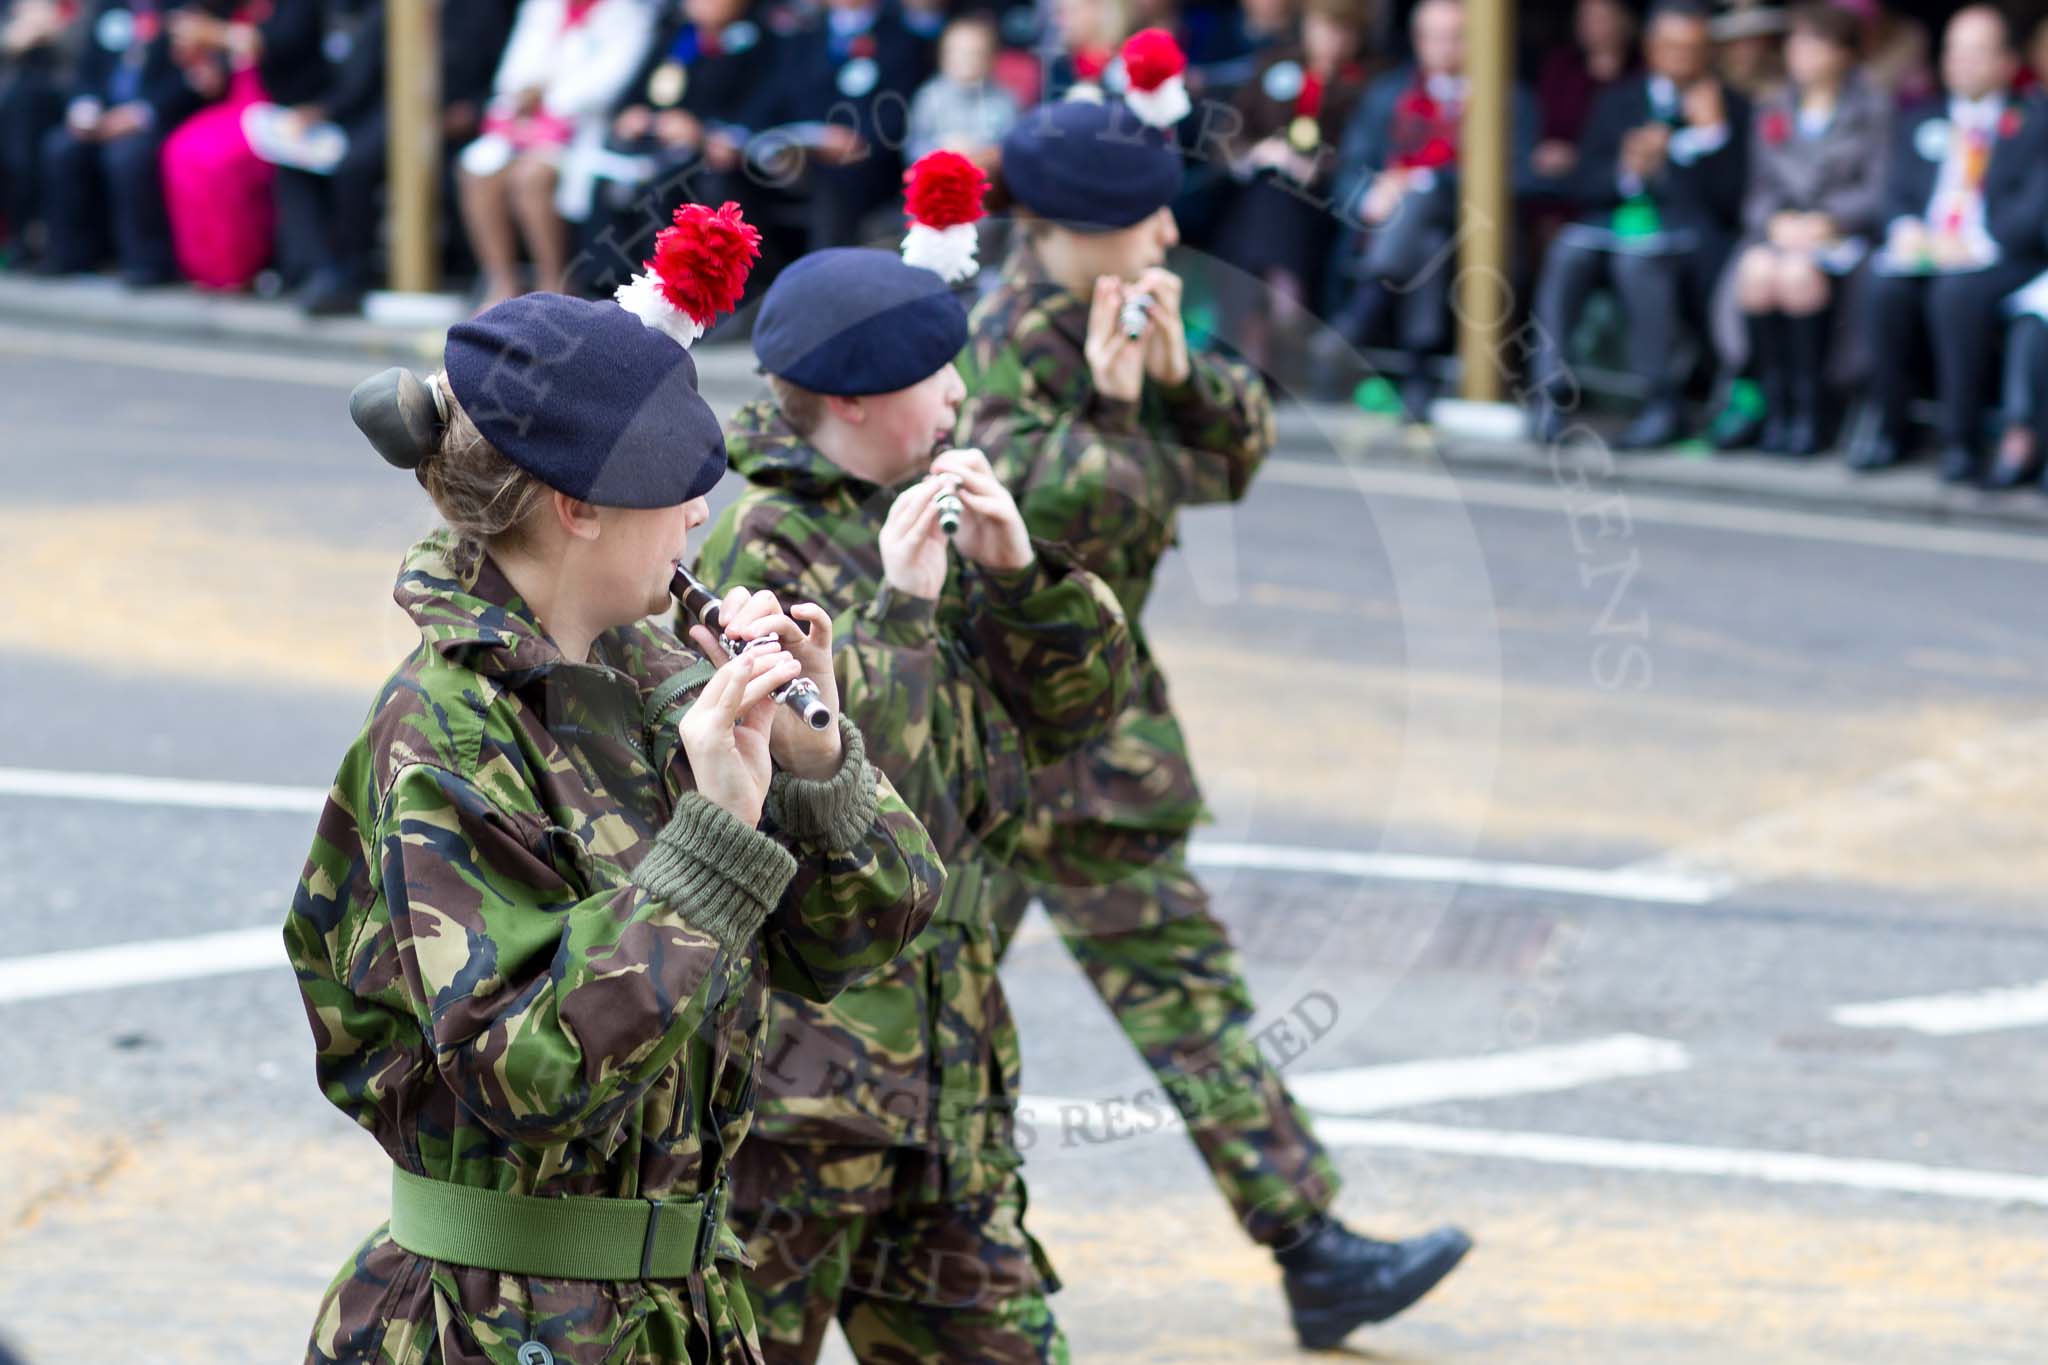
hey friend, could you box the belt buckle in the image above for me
[638,1198,665,1281]
[694,1175,730,1270]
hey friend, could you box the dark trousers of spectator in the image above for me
[275,111,387,292]
[41,124,177,282]
[1332,180,1457,357]
[0,70,64,253]
[577,152,751,296]
[798,159,894,254]
[1866,260,2042,446]
[1530,233,1729,406]
[2003,313,2048,438]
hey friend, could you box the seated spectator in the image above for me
[1526,0,1749,449]
[908,12,1018,167]
[1843,0,1934,106]
[157,0,327,291]
[743,0,931,253]
[900,0,944,43]
[0,0,72,264]
[1846,4,2048,482]
[579,0,769,294]
[1212,0,1373,375]
[1532,0,1640,186]
[1042,0,1128,101]
[272,0,513,316]
[1323,0,1530,418]
[1186,0,1298,100]
[1715,1,1888,456]
[42,0,222,284]
[1711,0,1787,100]
[457,0,655,308]
[1991,296,2047,488]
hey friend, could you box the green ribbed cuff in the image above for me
[764,715,879,853]
[632,793,797,954]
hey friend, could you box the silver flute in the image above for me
[936,485,964,536]
[1119,289,1153,341]
[668,563,833,730]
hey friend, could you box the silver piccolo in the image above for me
[1119,289,1153,340]
[669,563,833,730]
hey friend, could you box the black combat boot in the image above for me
[1275,1215,1472,1349]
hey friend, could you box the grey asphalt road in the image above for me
[1,329,2044,1363]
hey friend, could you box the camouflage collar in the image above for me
[393,529,579,680]
[724,398,879,506]
[997,243,1088,354]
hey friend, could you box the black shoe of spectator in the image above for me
[1277,1217,1472,1349]
[1615,399,1684,451]
[1844,428,1903,471]
[1987,429,2041,490]
[1937,444,1981,485]
[1779,408,1825,458]
[1758,409,1795,455]
[1525,394,1566,444]
[1401,372,1437,425]
[300,268,366,318]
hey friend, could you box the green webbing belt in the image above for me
[388,1168,730,1280]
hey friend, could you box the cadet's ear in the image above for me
[552,490,603,541]
[825,393,867,426]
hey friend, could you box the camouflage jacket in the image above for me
[955,243,1277,839]
[285,531,942,1365]
[691,400,1134,1208]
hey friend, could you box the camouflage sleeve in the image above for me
[692,511,946,1002]
[959,358,1158,574]
[961,542,1136,767]
[694,502,944,795]
[372,762,790,1146]
[752,728,945,1004]
[960,335,1272,570]
[1154,351,1278,507]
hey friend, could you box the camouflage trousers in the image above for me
[729,1145,1066,1365]
[992,827,1341,1246]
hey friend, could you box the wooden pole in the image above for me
[1457,0,1512,403]
[385,0,442,294]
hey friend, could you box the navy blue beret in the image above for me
[752,248,968,396]
[1000,99,1184,231]
[444,293,726,508]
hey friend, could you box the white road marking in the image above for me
[1018,1033,1689,1144]
[0,766,327,813]
[0,769,1722,908]
[1263,459,2048,564]
[1287,1033,1690,1115]
[9,916,2037,1211]
[0,926,283,1005]
[1832,980,2048,1036]
[0,322,384,386]
[1309,1118,2048,1207]
[1191,841,1728,905]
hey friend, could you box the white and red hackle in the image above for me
[615,200,763,347]
[1118,27,1191,128]
[900,150,990,284]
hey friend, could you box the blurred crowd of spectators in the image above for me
[2,0,2047,480]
